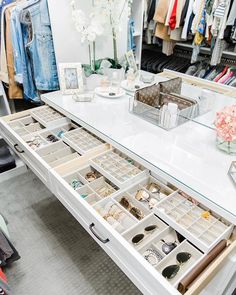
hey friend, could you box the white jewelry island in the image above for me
[0,74,235,295]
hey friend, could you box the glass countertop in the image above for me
[41,78,236,224]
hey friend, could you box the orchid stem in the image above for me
[88,43,92,69]
[93,41,96,72]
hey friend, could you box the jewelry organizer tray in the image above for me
[22,122,79,150]
[36,141,81,168]
[129,96,209,131]
[94,202,203,287]
[8,115,46,137]
[123,215,203,287]
[30,105,69,128]
[7,107,78,150]
[62,128,106,154]
[154,192,233,253]
[114,176,174,212]
[63,164,119,205]
[90,149,148,188]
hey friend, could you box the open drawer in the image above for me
[50,152,235,295]
[0,109,54,187]
[0,106,107,188]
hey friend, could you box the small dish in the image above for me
[121,80,144,92]
[95,87,126,99]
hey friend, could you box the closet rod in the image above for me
[176,43,236,59]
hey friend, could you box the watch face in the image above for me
[162,242,177,254]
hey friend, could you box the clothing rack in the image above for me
[175,42,236,59]
[138,0,236,86]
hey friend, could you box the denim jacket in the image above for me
[11,4,38,101]
[10,0,59,101]
[25,0,59,91]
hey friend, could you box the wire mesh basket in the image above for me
[129,96,209,130]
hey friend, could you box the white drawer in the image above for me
[51,155,236,295]
[1,106,235,295]
[50,165,182,295]
[0,114,51,187]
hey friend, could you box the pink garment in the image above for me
[213,66,228,82]
[218,70,233,84]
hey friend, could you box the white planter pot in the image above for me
[85,74,103,91]
[103,68,125,81]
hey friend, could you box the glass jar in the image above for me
[216,137,236,155]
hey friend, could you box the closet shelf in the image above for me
[176,42,236,59]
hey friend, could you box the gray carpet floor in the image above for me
[0,171,142,295]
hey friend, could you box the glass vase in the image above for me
[216,137,236,155]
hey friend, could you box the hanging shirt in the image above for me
[154,0,171,24]
[226,0,236,26]
[0,0,14,26]
[169,0,178,30]
[181,0,194,39]
[5,4,23,98]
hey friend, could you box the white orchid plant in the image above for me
[93,0,133,66]
[71,0,104,73]
[71,0,132,74]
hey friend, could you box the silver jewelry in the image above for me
[143,249,163,266]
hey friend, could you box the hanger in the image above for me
[19,0,41,23]
[22,0,41,11]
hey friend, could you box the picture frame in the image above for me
[125,50,138,75]
[58,63,84,95]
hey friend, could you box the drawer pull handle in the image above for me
[89,223,109,244]
[14,144,24,154]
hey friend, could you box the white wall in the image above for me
[47,0,128,65]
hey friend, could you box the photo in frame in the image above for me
[125,50,138,74]
[58,63,84,95]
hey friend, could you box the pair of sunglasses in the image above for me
[132,225,158,245]
[120,197,144,220]
[162,252,192,280]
